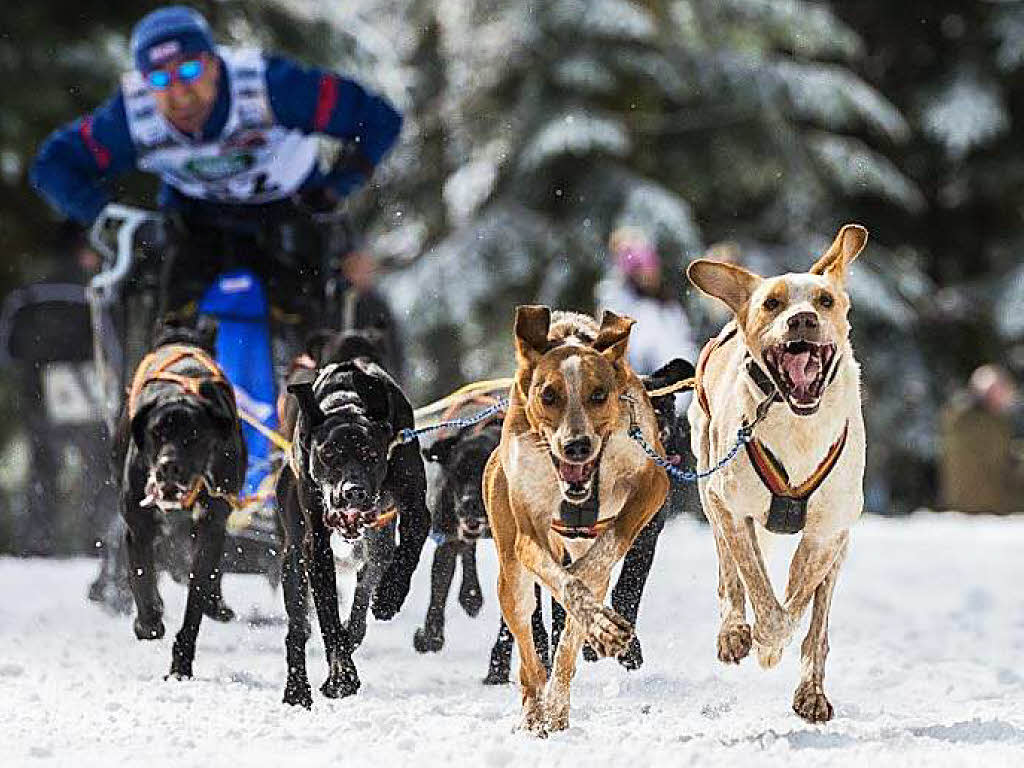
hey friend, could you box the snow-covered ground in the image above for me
[1,514,1023,767]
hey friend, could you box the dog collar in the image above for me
[745,421,849,534]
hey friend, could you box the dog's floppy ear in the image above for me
[195,316,218,353]
[351,367,391,422]
[809,223,868,281]
[287,377,326,428]
[593,310,635,366]
[687,259,762,316]
[423,433,461,464]
[514,305,551,365]
[198,379,236,431]
[643,358,696,395]
[130,403,155,449]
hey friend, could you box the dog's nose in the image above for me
[155,457,181,485]
[563,437,593,462]
[787,311,819,332]
[341,482,369,505]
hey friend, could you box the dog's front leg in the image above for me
[124,507,165,641]
[349,525,394,647]
[484,585,549,685]
[787,532,849,723]
[279,470,313,708]
[710,494,791,668]
[413,539,458,653]
[458,542,484,617]
[515,527,632,661]
[373,443,431,620]
[168,499,229,679]
[307,525,360,699]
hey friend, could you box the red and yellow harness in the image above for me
[695,325,848,534]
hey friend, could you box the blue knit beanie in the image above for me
[130,6,215,72]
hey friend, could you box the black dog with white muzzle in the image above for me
[277,351,430,708]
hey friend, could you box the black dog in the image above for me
[414,418,499,653]
[277,340,430,708]
[117,323,245,679]
[482,357,695,682]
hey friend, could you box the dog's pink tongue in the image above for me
[783,351,820,389]
[560,462,586,483]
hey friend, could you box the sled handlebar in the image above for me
[87,204,163,306]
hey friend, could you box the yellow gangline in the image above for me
[412,377,513,421]
[237,408,293,452]
[647,377,696,399]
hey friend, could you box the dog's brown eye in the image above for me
[763,297,781,312]
[540,386,558,406]
[590,388,608,404]
[818,292,834,309]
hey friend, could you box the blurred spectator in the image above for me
[330,247,404,382]
[938,364,1024,514]
[595,226,696,374]
[693,241,743,342]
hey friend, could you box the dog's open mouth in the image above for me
[764,340,837,414]
[458,517,488,541]
[141,475,202,512]
[323,505,384,541]
[550,454,599,503]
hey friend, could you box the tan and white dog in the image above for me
[483,306,669,736]
[686,224,869,723]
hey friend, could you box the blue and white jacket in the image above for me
[31,48,403,225]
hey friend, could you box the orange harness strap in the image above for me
[128,345,231,419]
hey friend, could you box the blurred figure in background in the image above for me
[595,226,696,373]
[939,364,1024,514]
[328,245,404,382]
[693,241,743,343]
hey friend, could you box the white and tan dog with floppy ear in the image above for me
[686,224,869,722]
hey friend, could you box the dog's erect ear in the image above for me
[687,260,762,316]
[514,305,552,365]
[643,358,696,395]
[198,379,236,431]
[809,223,868,281]
[423,434,461,464]
[593,310,636,366]
[287,379,326,428]
[351,367,391,422]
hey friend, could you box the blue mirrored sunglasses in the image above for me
[146,59,204,90]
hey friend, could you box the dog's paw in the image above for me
[793,681,834,723]
[584,606,633,659]
[756,641,785,669]
[752,614,794,668]
[517,701,548,739]
[283,678,313,709]
[618,635,644,671]
[717,623,752,665]
[458,584,484,617]
[371,571,410,620]
[202,597,236,623]
[413,626,444,654]
[168,644,194,680]
[483,665,510,686]
[133,616,165,641]
[321,657,360,699]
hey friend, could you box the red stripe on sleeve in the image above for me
[313,74,338,132]
[79,116,111,171]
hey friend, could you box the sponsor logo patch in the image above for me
[148,40,182,65]
[183,151,255,181]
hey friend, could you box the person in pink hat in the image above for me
[595,227,696,374]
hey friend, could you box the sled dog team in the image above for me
[119,224,869,736]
